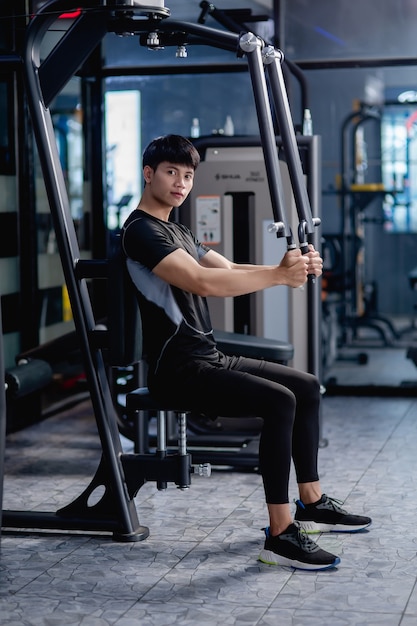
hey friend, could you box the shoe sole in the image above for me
[258,549,341,571]
[296,520,372,534]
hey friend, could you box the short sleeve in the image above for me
[122,214,178,270]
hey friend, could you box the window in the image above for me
[381,103,417,233]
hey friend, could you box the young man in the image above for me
[121,134,371,571]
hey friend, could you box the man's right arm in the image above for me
[152,247,310,298]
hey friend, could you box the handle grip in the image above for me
[298,221,316,284]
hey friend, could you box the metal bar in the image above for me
[178,413,187,457]
[22,3,145,539]
[39,9,108,108]
[239,33,291,240]
[305,136,323,377]
[0,54,22,69]
[157,411,167,453]
[263,46,317,235]
[154,19,241,52]
[248,40,324,406]
[98,63,249,77]
[2,510,123,532]
[0,297,5,541]
[296,56,417,70]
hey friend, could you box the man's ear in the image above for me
[143,164,154,183]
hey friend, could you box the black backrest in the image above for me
[107,236,142,367]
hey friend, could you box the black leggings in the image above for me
[153,354,321,505]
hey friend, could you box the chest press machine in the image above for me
[2,0,321,541]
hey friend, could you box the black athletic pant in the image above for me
[152,354,321,504]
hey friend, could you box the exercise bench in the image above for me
[13,0,299,540]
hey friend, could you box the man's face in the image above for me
[146,161,195,208]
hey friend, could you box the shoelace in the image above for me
[293,522,320,552]
[322,495,348,514]
[262,523,320,553]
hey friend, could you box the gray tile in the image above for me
[260,609,402,626]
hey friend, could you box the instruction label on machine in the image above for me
[195,195,221,245]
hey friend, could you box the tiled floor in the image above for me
[325,346,417,390]
[1,393,417,625]
[323,314,417,391]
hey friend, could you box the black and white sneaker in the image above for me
[295,494,372,534]
[258,522,340,571]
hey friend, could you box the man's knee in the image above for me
[267,386,297,421]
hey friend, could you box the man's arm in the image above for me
[152,246,321,298]
[199,248,264,271]
[200,246,322,273]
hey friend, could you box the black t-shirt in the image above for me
[121,209,219,384]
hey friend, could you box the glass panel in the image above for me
[285,0,417,61]
[105,72,258,142]
[104,71,259,227]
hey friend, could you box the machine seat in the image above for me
[214,329,293,364]
[126,387,190,414]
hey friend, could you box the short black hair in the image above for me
[142,134,200,171]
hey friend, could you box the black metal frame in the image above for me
[2,0,321,540]
[0,297,5,540]
[0,73,15,175]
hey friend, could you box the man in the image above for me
[121,134,371,571]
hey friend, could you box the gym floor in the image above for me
[324,316,417,392]
[1,391,417,625]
